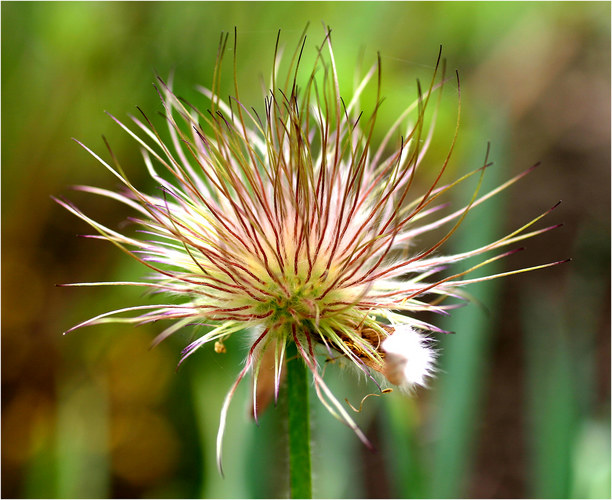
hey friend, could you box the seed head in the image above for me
[55,27,565,470]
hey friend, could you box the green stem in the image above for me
[286,341,312,499]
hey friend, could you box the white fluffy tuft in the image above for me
[382,326,437,390]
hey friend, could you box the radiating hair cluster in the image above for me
[56,28,564,468]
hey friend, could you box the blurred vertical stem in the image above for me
[521,288,578,497]
[286,341,312,498]
[190,345,249,498]
[429,113,508,497]
[521,225,610,497]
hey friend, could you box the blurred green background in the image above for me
[2,2,610,498]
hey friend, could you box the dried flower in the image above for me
[55,28,564,468]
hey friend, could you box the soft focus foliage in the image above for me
[2,2,610,498]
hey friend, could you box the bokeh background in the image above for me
[2,2,610,498]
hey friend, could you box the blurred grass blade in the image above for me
[429,117,508,497]
[189,345,250,499]
[310,368,362,499]
[521,289,579,498]
[243,391,285,498]
[522,223,610,498]
[571,419,611,499]
[381,395,427,498]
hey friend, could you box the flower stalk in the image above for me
[286,340,312,499]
